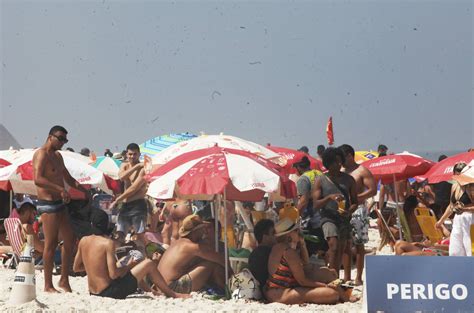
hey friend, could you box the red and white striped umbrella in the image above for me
[0,158,10,168]
[146,146,296,201]
[0,149,117,196]
[266,144,324,174]
[420,151,474,184]
[150,134,282,166]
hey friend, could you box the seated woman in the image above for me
[264,218,357,305]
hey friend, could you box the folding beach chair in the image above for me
[414,207,443,243]
[373,208,396,250]
[3,218,25,268]
[396,208,413,242]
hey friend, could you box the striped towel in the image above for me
[4,218,25,257]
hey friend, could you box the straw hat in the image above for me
[275,218,299,237]
[179,215,208,238]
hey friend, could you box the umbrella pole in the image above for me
[9,190,13,214]
[223,190,229,294]
[393,173,403,240]
[212,196,219,252]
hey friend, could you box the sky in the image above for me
[1,0,473,156]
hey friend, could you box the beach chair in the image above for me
[373,208,396,250]
[396,208,413,242]
[3,218,25,268]
[414,208,443,243]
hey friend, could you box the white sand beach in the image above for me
[0,227,392,313]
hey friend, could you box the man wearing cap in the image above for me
[293,155,324,255]
[158,215,231,294]
[73,210,189,300]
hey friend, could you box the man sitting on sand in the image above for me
[158,215,231,294]
[73,209,189,299]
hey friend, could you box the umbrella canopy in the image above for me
[420,151,474,184]
[362,154,434,184]
[355,150,379,164]
[0,158,10,168]
[146,146,296,201]
[0,149,117,196]
[151,134,281,166]
[266,144,324,173]
[92,156,122,179]
[139,132,197,158]
[455,160,474,186]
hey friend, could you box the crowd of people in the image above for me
[1,125,473,306]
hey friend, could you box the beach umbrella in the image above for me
[0,149,117,196]
[266,144,324,173]
[454,160,474,186]
[147,146,295,201]
[91,156,122,179]
[151,134,281,166]
[139,132,197,158]
[0,158,10,168]
[420,151,474,184]
[354,150,379,164]
[362,153,433,184]
[146,145,296,291]
[362,153,433,239]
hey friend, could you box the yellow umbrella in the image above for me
[355,150,379,164]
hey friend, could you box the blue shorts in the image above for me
[36,200,67,215]
[116,199,147,234]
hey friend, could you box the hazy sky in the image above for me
[1,0,473,155]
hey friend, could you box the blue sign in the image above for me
[365,256,474,313]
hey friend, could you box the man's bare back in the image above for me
[75,235,114,294]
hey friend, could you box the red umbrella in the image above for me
[362,153,433,239]
[266,144,324,174]
[420,151,474,183]
[362,153,434,184]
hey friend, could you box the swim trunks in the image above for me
[91,272,138,299]
[351,204,370,245]
[168,273,192,293]
[36,200,67,215]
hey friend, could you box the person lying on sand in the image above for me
[73,209,189,300]
[158,215,232,294]
[395,238,450,256]
[264,218,358,305]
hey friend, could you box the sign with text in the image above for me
[365,256,474,313]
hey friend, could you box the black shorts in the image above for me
[91,272,138,299]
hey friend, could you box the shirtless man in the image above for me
[111,143,148,246]
[312,147,358,278]
[73,209,188,299]
[33,125,90,292]
[339,144,376,285]
[157,215,231,293]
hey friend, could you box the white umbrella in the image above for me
[0,149,114,195]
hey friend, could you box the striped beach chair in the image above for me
[3,218,25,268]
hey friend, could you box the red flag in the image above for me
[326,116,334,146]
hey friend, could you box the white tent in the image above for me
[0,124,21,150]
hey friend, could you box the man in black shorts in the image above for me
[312,147,358,278]
[73,210,189,300]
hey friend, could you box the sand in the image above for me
[0,226,392,313]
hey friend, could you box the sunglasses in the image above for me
[51,134,69,143]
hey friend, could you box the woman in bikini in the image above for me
[263,218,358,304]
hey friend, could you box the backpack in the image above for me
[228,268,262,300]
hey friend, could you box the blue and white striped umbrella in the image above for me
[139,132,197,158]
